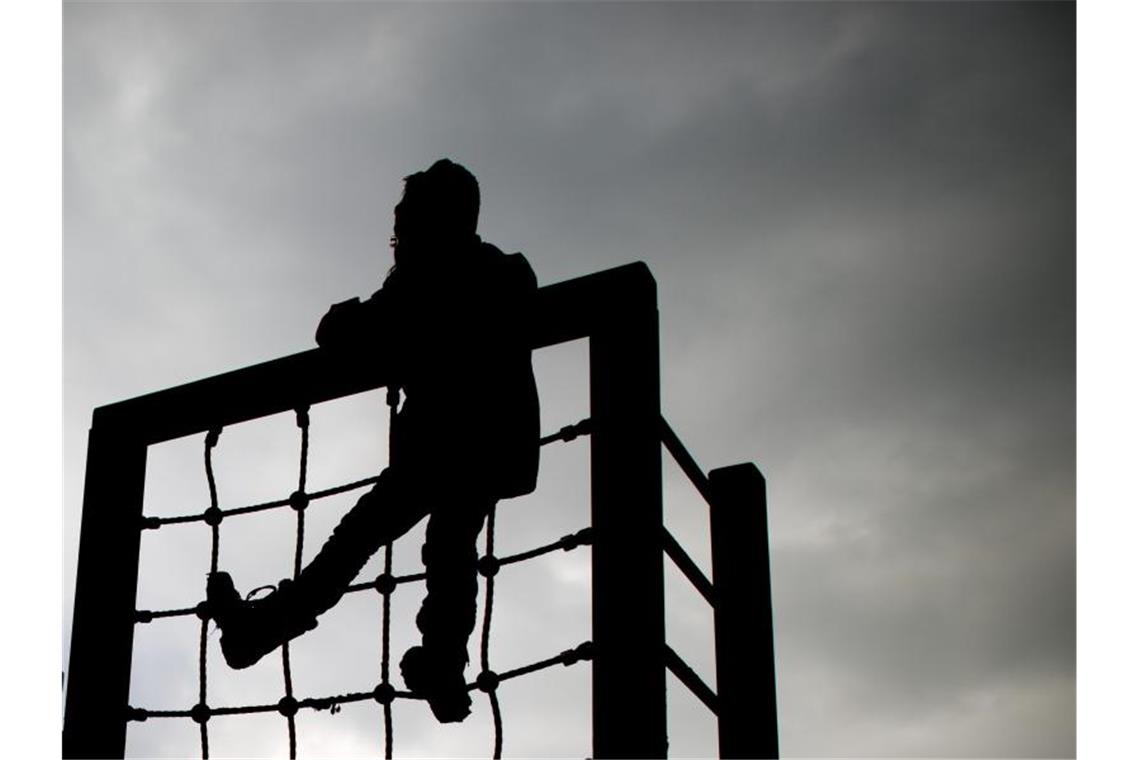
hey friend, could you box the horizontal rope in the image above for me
[135,526,591,623]
[141,475,381,529]
[498,527,593,569]
[344,570,425,596]
[140,418,592,530]
[474,642,594,690]
[127,641,592,722]
[130,689,413,723]
[538,418,592,446]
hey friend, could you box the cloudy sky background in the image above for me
[64,2,1074,757]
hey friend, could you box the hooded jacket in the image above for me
[317,239,540,498]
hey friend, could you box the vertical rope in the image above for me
[205,429,222,575]
[381,543,394,760]
[199,427,222,760]
[480,504,503,759]
[282,643,297,758]
[382,385,399,759]
[294,407,309,578]
[283,406,310,759]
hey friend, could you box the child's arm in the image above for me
[315,287,391,350]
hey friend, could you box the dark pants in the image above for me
[292,466,495,656]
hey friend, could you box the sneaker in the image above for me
[206,572,317,670]
[399,645,472,723]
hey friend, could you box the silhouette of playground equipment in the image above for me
[64,263,778,759]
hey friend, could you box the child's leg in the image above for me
[414,497,496,657]
[293,467,430,617]
[397,496,495,722]
[209,467,430,669]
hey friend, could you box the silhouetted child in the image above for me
[206,159,540,723]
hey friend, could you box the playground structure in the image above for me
[63,262,778,758]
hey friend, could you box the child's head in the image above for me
[392,159,480,267]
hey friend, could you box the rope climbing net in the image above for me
[65,264,778,759]
[128,395,597,759]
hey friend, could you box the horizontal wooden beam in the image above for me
[92,261,654,445]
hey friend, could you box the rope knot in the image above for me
[373,683,396,705]
[288,490,310,512]
[476,670,500,693]
[277,696,299,717]
[190,702,211,725]
[559,421,582,441]
[560,641,595,666]
[559,527,594,551]
[374,573,397,596]
[477,555,500,578]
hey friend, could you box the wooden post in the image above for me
[589,265,667,758]
[709,464,778,759]
[64,424,148,758]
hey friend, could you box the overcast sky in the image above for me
[64,2,1075,757]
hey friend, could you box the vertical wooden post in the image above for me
[64,422,148,759]
[590,266,667,758]
[710,463,778,758]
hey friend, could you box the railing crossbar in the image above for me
[659,417,718,508]
[661,527,714,606]
[663,645,718,716]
